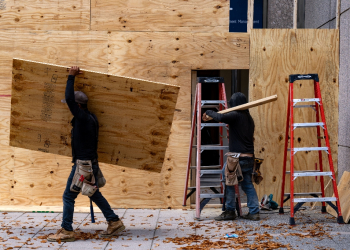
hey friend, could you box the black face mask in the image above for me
[229,92,248,108]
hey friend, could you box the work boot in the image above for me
[214,210,237,221]
[242,212,260,221]
[100,220,125,238]
[47,228,75,242]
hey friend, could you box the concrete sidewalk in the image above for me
[0,207,348,249]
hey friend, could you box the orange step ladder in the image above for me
[279,74,344,225]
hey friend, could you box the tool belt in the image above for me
[225,153,243,186]
[70,159,106,197]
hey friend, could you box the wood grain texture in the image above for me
[0,0,90,30]
[249,29,339,204]
[327,171,350,223]
[10,59,180,172]
[91,0,229,32]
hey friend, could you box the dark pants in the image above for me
[222,158,260,215]
[61,163,119,231]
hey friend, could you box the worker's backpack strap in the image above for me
[225,152,243,186]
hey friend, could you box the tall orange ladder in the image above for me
[183,77,242,219]
[279,74,344,225]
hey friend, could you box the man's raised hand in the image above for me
[69,66,82,76]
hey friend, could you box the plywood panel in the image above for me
[249,29,339,203]
[91,0,229,32]
[10,59,180,172]
[0,0,90,30]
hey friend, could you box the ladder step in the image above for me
[200,178,221,182]
[293,98,320,104]
[188,186,221,190]
[286,170,320,174]
[293,122,324,129]
[284,192,322,196]
[293,171,333,177]
[288,147,328,153]
[201,123,227,127]
[190,165,221,169]
[201,170,222,175]
[201,100,226,105]
[200,194,224,199]
[294,104,316,108]
[200,145,229,151]
[293,197,337,203]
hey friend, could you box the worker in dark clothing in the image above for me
[203,92,260,221]
[48,66,125,242]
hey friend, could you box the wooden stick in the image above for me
[293,0,298,29]
[336,0,341,29]
[247,0,254,33]
[205,95,278,120]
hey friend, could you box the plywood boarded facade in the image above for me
[0,0,249,208]
[0,1,339,209]
[249,29,339,203]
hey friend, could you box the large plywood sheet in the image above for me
[249,29,339,203]
[10,59,180,172]
[91,0,229,32]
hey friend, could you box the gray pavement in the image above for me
[0,207,349,249]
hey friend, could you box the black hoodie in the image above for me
[205,92,254,154]
[65,75,98,162]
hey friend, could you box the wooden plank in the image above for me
[206,95,278,120]
[10,59,180,172]
[336,0,341,29]
[247,0,254,33]
[249,29,339,204]
[91,0,229,32]
[327,171,350,223]
[293,0,298,29]
[0,0,90,30]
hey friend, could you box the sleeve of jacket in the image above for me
[205,110,238,124]
[65,75,87,120]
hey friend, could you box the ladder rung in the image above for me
[201,100,226,105]
[294,105,316,108]
[284,192,322,196]
[286,170,320,174]
[200,178,221,182]
[201,123,227,127]
[200,194,224,199]
[293,98,320,104]
[201,145,229,151]
[201,105,220,109]
[188,186,221,190]
[200,170,222,175]
[293,171,333,177]
[190,165,221,169]
[293,122,324,129]
[293,197,337,203]
[288,147,328,153]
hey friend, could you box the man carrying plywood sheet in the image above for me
[48,67,125,242]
